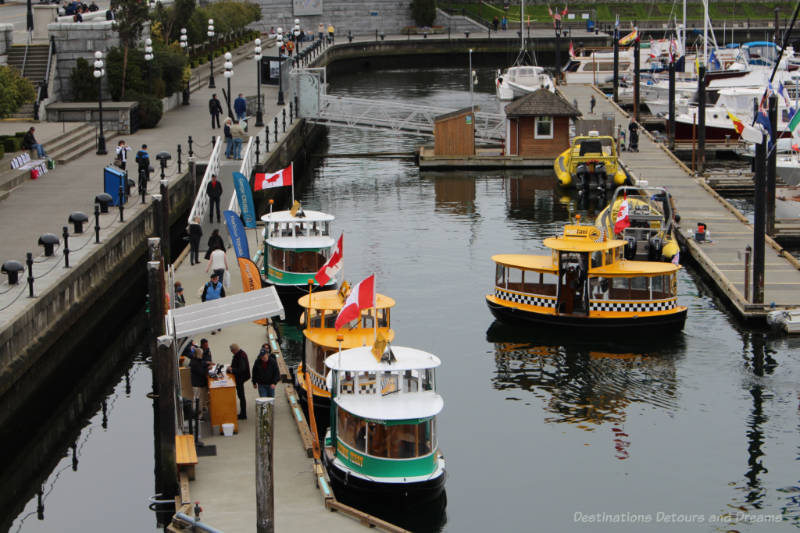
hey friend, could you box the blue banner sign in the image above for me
[223,209,250,260]
[232,171,257,228]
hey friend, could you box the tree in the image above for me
[111,0,149,99]
[0,66,34,117]
[411,0,436,27]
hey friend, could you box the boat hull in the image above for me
[486,299,687,335]
[324,449,446,505]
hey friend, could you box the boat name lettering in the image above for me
[268,268,283,279]
[564,226,601,240]
[337,441,364,466]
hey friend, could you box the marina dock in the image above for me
[559,84,800,321]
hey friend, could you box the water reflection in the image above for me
[486,321,682,460]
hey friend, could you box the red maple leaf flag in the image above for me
[614,194,631,235]
[561,4,568,16]
[569,41,576,58]
[314,234,343,286]
[254,163,293,191]
[335,274,375,330]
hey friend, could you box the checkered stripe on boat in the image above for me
[495,288,556,308]
[309,368,328,391]
[589,299,678,312]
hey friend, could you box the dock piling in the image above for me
[160,180,170,265]
[753,135,766,304]
[745,245,752,302]
[155,335,179,500]
[613,25,619,103]
[697,66,706,174]
[255,398,275,533]
[118,185,124,222]
[633,40,640,123]
[767,94,777,236]
[94,204,100,243]
[668,62,675,151]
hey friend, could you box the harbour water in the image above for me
[8,66,800,532]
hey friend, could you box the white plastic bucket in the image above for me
[222,423,234,436]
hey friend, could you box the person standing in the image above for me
[22,127,47,159]
[318,22,324,41]
[327,23,334,43]
[174,281,186,308]
[206,228,225,257]
[223,118,234,159]
[493,15,499,31]
[229,344,251,419]
[230,120,248,159]
[115,140,130,170]
[199,338,213,362]
[187,217,203,265]
[190,348,211,417]
[501,15,507,30]
[628,120,639,152]
[135,144,150,185]
[234,93,247,122]
[252,344,280,398]
[206,174,223,223]
[590,94,596,114]
[209,93,223,129]
[206,247,228,280]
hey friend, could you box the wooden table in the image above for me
[207,373,238,435]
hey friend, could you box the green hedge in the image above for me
[0,66,35,119]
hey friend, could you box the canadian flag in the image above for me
[335,274,375,331]
[614,194,631,235]
[314,234,343,286]
[569,41,576,58]
[254,163,293,191]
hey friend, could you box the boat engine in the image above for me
[575,163,590,190]
[594,162,608,193]
[624,237,637,260]
[648,236,663,261]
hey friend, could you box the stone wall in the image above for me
[0,24,12,66]
[433,8,486,33]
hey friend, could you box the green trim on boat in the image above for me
[335,440,438,478]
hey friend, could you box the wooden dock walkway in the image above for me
[560,84,800,321]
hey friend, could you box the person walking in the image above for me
[628,120,640,152]
[590,94,597,114]
[187,217,202,265]
[115,140,130,170]
[21,127,47,159]
[205,228,224,258]
[229,344,251,419]
[201,272,225,302]
[234,93,247,122]
[327,23,334,43]
[206,174,223,223]
[501,15,507,31]
[318,22,324,41]
[209,93,223,129]
[190,347,211,417]
[206,246,228,281]
[252,344,280,398]
[492,15,499,31]
[135,144,150,186]
[223,118,234,159]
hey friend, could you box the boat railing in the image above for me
[308,366,328,392]
[494,287,557,308]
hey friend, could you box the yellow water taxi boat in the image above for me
[296,286,396,412]
[554,132,629,191]
[595,185,680,262]
[486,220,687,334]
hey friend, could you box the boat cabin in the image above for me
[261,210,336,285]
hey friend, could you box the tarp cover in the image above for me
[167,285,285,338]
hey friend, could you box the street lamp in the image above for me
[93,51,107,155]
[180,28,189,105]
[223,52,233,118]
[144,38,153,87]
[207,19,216,89]
[254,38,264,127]
[294,19,301,52]
[276,28,285,105]
[469,48,474,114]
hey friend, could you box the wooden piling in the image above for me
[156,334,178,499]
[160,180,170,265]
[256,398,275,533]
[767,94,777,236]
[753,132,766,304]
[697,65,706,174]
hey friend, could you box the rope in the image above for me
[33,257,63,279]
[0,285,28,311]
[70,233,95,252]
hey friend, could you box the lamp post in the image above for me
[554,18,562,85]
[180,28,190,105]
[144,38,153,87]
[276,28,285,105]
[294,19,301,52]
[207,19,216,89]
[254,38,264,127]
[93,51,107,155]
[223,52,233,118]
[468,48,474,114]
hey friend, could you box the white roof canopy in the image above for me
[167,286,285,338]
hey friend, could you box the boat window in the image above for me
[506,267,524,292]
[652,275,667,299]
[610,277,630,299]
[377,308,389,328]
[283,249,329,274]
[270,223,281,237]
[308,309,321,328]
[340,371,354,394]
[324,311,337,328]
[565,60,580,72]
[362,310,374,329]
[367,422,388,457]
[338,408,366,452]
[521,271,557,296]
[314,345,330,374]
[403,370,418,393]
[422,368,435,391]
[495,264,505,287]
[590,277,610,299]
[535,116,553,139]
[358,371,376,394]
[268,246,285,270]
[591,251,603,268]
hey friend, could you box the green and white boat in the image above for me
[323,345,446,502]
[260,207,337,302]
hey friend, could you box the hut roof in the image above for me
[504,89,581,118]
[435,106,480,121]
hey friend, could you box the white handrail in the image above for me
[187,136,223,225]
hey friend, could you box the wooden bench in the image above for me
[175,434,198,480]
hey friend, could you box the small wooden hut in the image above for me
[433,107,478,156]
[504,90,580,158]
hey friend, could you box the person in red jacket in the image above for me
[206,174,223,223]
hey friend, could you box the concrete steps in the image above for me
[7,103,35,120]
[44,123,117,165]
[7,45,50,84]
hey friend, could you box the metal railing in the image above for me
[187,137,223,225]
[34,38,56,122]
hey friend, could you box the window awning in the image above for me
[167,286,285,338]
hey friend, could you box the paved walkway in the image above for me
[560,83,800,315]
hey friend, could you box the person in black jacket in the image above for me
[206,174,223,223]
[187,217,203,265]
[190,348,212,416]
[229,344,251,419]
[135,144,150,185]
[206,228,225,257]
[209,94,223,129]
[252,344,280,398]
[22,127,47,159]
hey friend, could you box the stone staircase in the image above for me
[44,123,117,165]
[6,44,51,120]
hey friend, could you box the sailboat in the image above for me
[495,0,555,100]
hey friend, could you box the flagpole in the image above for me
[373,274,377,344]
[290,162,295,203]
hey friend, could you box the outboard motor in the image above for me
[648,236,663,261]
[624,236,637,260]
[594,162,608,193]
[575,163,590,191]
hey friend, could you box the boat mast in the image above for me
[703,0,708,65]
[682,0,686,61]
[521,0,525,51]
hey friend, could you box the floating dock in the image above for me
[560,84,800,322]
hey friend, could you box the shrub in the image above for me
[0,65,35,118]
[3,137,21,152]
[411,0,436,27]
[131,91,163,128]
[69,57,99,101]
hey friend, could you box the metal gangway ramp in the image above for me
[293,68,505,142]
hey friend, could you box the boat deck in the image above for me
[559,84,800,320]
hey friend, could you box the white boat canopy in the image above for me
[325,346,442,372]
[166,285,285,338]
[266,236,335,249]
[336,393,444,420]
[261,210,335,223]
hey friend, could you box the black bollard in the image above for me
[255,136,260,165]
[295,95,299,118]
[282,108,286,132]
[265,127,270,152]
[94,204,100,243]
[289,101,293,123]
[119,185,124,222]
[188,136,194,158]
[274,117,278,142]
[62,226,70,268]
[26,252,34,297]
[177,144,182,174]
